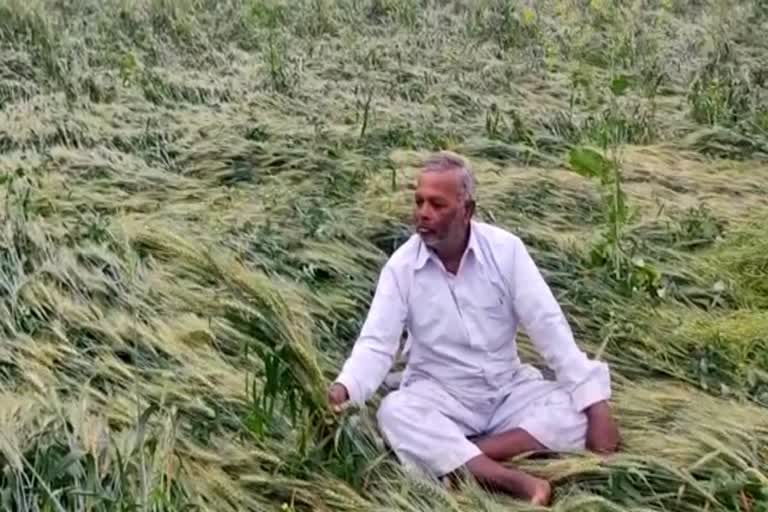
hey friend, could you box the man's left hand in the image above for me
[584,401,620,454]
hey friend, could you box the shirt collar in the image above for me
[415,221,482,271]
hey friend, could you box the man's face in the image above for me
[413,170,472,251]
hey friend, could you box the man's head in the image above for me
[413,151,476,255]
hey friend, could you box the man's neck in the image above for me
[436,226,471,275]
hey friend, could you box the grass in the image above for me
[1,0,768,510]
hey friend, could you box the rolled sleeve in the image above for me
[335,371,365,405]
[569,360,612,412]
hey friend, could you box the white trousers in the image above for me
[376,374,588,478]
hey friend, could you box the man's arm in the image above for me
[333,263,408,405]
[506,236,619,452]
[507,236,611,413]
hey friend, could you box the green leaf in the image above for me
[610,74,632,96]
[568,146,613,180]
[50,449,86,480]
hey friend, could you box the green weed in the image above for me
[568,145,661,296]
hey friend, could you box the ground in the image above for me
[1,0,768,511]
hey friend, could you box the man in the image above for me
[328,151,620,505]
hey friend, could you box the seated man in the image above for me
[328,151,620,505]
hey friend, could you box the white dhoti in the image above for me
[376,373,588,478]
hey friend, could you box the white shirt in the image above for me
[335,221,611,412]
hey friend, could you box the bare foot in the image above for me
[465,455,552,505]
[528,478,552,506]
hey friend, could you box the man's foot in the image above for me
[466,454,553,505]
[528,477,551,506]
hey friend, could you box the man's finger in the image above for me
[332,401,350,414]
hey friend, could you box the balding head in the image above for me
[420,151,475,206]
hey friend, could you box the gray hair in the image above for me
[421,151,476,203]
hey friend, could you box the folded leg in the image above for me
[483,381,588,459]
[376,380,552,504]
[376,381,482,477]
[471,428,547,461]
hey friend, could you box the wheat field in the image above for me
[1,0,768,510]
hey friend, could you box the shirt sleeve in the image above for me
[334,263,408,405]
[508,236,611,412]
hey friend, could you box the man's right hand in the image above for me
[328,383,350,414]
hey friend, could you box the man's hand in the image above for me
[328,383,350,414]
[584,401,620,454]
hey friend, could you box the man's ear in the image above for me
[466,199,476,218]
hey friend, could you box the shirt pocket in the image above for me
[472,281,514,352]
[474,277,508,316]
